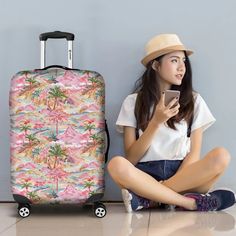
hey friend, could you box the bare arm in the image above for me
[177,127,203,171]
[123,120,160,165]
[124,92,180,165]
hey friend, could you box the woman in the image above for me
[108,34,235,212]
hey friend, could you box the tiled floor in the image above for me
[0,203,236,236]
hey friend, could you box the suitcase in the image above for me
[9,31,109,218]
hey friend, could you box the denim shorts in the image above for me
[135,160,183,181]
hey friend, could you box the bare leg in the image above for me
[107,156,196,210]
[163,147,231,193]
[181,173,222,194]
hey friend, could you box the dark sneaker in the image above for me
[184,189,236,211]
[121,189,150,213]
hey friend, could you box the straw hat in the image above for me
[141,34,193,66]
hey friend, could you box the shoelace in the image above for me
[197,194,219,211]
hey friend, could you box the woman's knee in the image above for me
[207,147,231,172]
[107,156,132,179]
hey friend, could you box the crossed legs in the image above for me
[107,147,231,209]
[163,147,231,193]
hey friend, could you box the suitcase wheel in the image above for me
[18,204,31,218]
[94,203,106,218]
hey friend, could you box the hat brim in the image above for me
[141,45,193,67]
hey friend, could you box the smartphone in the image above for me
[164,90,180,107]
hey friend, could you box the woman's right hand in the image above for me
[151,92,180,125]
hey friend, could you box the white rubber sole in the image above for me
[121,189,133,213]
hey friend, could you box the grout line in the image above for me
[0,202,15,203]
[0,218,23,235]
[146,209,151,236]
[0,201,123,203]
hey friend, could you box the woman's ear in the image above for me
[152,60,159,71]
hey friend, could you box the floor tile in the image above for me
[1,203,150,236]
[2,203,236,236]
[0,203,20,235]
[149,205,236,236]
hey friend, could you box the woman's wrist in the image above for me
[149,118,161,129]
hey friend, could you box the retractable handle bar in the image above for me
[39,31,75,69]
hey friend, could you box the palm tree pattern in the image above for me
[10,68,106,204]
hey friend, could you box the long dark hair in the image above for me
[134,52,194,131]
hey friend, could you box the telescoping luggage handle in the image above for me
[39,31,75,69]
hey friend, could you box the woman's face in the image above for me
[156,51,186,88]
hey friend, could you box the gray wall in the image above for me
[1,0,236,201]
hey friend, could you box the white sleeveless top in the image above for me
[116,93,216,162]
